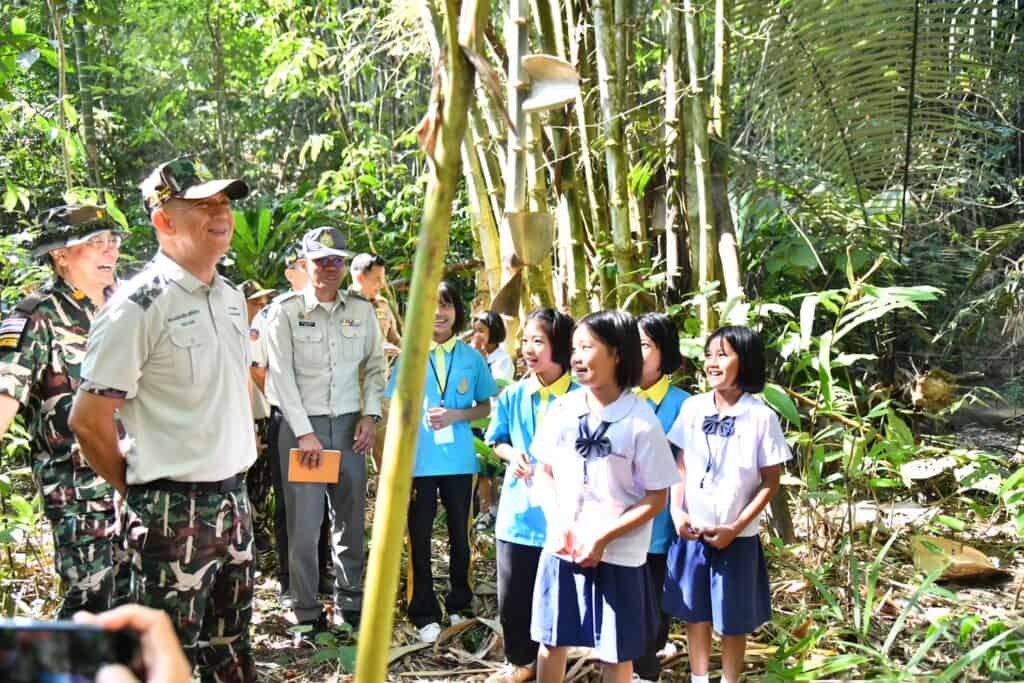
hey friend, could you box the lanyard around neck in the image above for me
[428,344,457,406]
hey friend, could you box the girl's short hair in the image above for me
[437,280,467,332]
[473,310,506,345]
[525,308,575,372]
[704,325,766,394]
[578,310,643,389]
[637,313,683,375]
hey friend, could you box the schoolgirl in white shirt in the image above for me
[662,326,792,683]
[530,310,680,683]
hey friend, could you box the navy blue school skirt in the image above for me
[530,551,658,663]
[662,535,771,636]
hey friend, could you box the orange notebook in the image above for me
[288,449,341,483]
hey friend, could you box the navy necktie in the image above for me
[701,414,735,488]
[702,414,736,438]
[575,416,612,484]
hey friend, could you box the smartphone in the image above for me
[0,618,143,683]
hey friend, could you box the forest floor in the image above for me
[4,425,1022,682]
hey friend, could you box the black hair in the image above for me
[525,308,576,373]
[638,312,683,375]
[351,253,386,274]
[704,325,766,394]
[437,280,467,333]
[472,310,506,345]
[577,310,643,389]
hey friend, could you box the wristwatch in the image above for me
[367,414,382,424]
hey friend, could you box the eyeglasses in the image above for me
[84,232,123,250]
[314,256,345,268]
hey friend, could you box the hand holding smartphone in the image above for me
[0,617,142,682]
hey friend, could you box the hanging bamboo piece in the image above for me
[354,0,483,679]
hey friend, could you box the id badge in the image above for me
[433,425,455,444]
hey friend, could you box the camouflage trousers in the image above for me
[125,483,255,683]
[50,502,133,620]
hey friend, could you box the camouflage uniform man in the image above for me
[0,205,128,619]
[70,157,257,682]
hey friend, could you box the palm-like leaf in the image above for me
[736,0,1020,232]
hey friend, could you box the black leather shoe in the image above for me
[292,613,329,648]
[341,609,361,631]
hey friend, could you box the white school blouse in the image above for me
[666,392,792,537]
[531,389,680,567]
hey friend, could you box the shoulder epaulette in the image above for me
[13,289,51,316]
[275,291,303,305]
[346,288,370,302]
[126,273,171,311]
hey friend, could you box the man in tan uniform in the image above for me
[266,228,386,639]
[70,156,257,681]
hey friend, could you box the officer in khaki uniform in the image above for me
[0,205,130,619]
[70,157,257,682]
[265,227,386,637]
[251,247,334,601]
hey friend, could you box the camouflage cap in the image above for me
[30,205,121,260]
[240,280,275,301]
[140,156,249,213]
[302,226,352,259]
[283,243,305,268]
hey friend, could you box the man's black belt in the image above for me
[138,474,244,494]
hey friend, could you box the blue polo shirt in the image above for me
[386,339,499,477]
[485,373,577,547]
[643,382,691,554]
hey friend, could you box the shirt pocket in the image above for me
[169,327,207,385]
[293,325,325,371]
[339,321,365,361]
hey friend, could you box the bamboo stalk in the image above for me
[565,1,613,306]
[663,0,686,298]
[682,0,717,332]
[354,1,481,679]
[535,0,589,318]
[594,0,641,310]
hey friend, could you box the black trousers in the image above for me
[496,540,543,666]
[407,474,474,627]
[267,407,333,591]
[633,552,671,680]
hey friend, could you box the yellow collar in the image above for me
[527,371,573,397]
[635,375,670,405]
[430,337,458,353]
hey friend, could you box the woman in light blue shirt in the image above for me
[483,308,575,683]
[385,281,499,644]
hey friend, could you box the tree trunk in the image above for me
[594,0,642,310]
[354,1,481,680]
[45,0,74,191]
[69,8,99,186]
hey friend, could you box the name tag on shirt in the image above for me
[433,425,455,445]
[298,320,317,327]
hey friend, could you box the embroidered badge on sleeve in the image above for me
[0,317,29,350]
